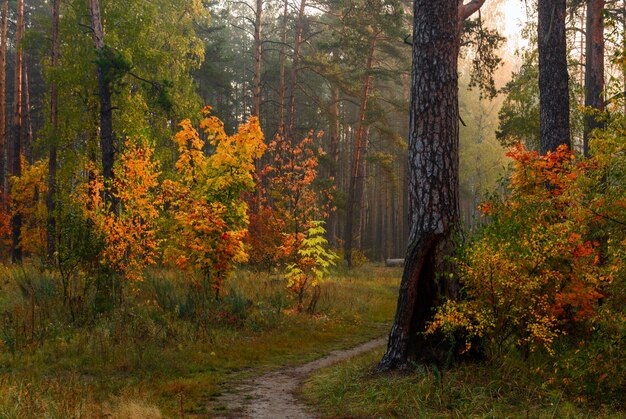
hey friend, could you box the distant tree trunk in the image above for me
[326,86,340,246]
[252,0,262,118]
[23,63,33,164]
[278,0,288,132]
[286,0,306,141]
[538,0,571,154]
[47,0,61,262]
[583,0,604,157]
[11,0,24,263]
[88,0,115,202]
[344,34,378,267]
[378,0,486,372]
[0,0,7,200]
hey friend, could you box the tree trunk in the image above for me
[252,0,262,118]
[583,0,604,157]
[378,0,461,371]
[278,0,288,132]
[11,0,24,263]
[286,0,306,141]
[88,0,115,199]
[538,0,571,154]
[344,34,377,267]
[326,86,340,247]
[0,0,7,200]
[47,0,61,262]
[23,63,32,164]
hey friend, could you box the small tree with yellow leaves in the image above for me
[162,107,266,299]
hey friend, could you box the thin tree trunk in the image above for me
[0,0,7,200]
[23,63,33,164]
[378,0,461,371]
[583,0,604,157]
[278,0,288,132]
[11,0,24,263]
[326,86,340,246]
[47,0,61,262]
[344,34,377,267]
[286,0,306,141]
[252,0,262,117]
[88,0,115,201]
[538,0,571,154]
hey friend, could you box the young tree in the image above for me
[538,0,571,154]
[378,0,487,371]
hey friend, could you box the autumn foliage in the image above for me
[162,107,266,297]
[428,143,624,361]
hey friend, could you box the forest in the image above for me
[0,0,624,417]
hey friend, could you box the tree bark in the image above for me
[278,0,288,132]
[47,0,61,262]
[23,63,33,164]
[11,0,24,263]
[286,0,306,141]
[88,0,115,199]
[252,0,262,117]
[326,86,340,247]
[538,0,571,154]
[344,34,378,267]
[583,0,604,157]
[378,0,469,371]
[0,0,7,200]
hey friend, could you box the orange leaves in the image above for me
[81,139,162,283]
[431,143,619,356]
[163,108,265,297]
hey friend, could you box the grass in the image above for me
[302,348,625,418]
[0,263,400,417]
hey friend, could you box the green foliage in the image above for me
[286,221,339,310]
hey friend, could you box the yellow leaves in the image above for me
[81,139,162,282]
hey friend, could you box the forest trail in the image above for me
[215,337,387,418]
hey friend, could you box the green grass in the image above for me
[0,263,400,417]
[302,348,625,418]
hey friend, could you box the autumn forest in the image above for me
[0,0,624,417]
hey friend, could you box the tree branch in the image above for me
[458,0,487,22]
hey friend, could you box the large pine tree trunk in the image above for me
[88,0,115,195]
[47,0,61,262]
[344,34,377,267]
[378,0,460,371]
[0,0,7,200]
[538,0,571,154]
[583,0,604,157]
[11,0,24,263]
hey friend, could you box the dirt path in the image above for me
[216,337,387,418]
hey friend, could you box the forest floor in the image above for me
[213,336,386,418]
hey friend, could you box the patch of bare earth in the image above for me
[215,337,386,418]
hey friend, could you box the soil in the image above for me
[215,337,386,418]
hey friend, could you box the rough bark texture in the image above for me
[11,0,24,263]
[344,34,377,267]
[0,0,7,198]
[47,0,61,262]
[253,0,262,117]
[378,0,460,371]
[583,0,604,157]
[89,0,115,191]
[538,0,571,154]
